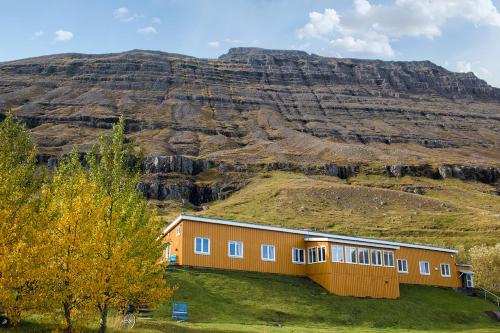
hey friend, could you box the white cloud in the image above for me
[32,31,44,39]
[354,0,371,15]
[54,30,73,42]
[137,26,157,34]
[208,41,220,48]
[479,66,491,76]
[113,7,139,22]
[223,38,243,44]
[297,8,342,39]
[113,7,129,18]
[297,0,500,57]
[152,17,161,24]
[456,61,472,73]
[331,33,394,56]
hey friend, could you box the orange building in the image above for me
[161,214,474,299]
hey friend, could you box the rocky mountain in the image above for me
[1,48,499,164]
[1,48,499,204]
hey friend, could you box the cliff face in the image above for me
[0,48,499,167]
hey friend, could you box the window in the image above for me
[194,237,210,255]
[318,246,327,262]
[261,244,275,261]
[440,263,451,277]
[358,248,370,265]
[176,226,181,236]
[371,249,382,266]
[383,251,394,267]
[419,261,430,275]
[397,259,408,273]
[228,241,243,258]
[292,248,305,264]
[308,247,318,264]
[331,244,344,262]
[345,246,357,264]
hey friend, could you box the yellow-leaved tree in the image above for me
[86,116,171,333]
[38,150,108,332]
[469,244,500,293]
[0,113,41,324]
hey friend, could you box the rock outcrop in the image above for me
[384,164,500,184]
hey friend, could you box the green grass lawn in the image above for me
[9,268,499,333]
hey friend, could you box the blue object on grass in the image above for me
[172,302,188,321]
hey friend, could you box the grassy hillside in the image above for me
[13,267,499,332]
[166,172,500,248]
[157,268,498,332]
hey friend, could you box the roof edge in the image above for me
[162,214,458,254]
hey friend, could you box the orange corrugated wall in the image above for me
[163,218,462,299]
[163,221,184,265]
[395,247,461,288]
[306,241,400,299]
[181,220,307,276]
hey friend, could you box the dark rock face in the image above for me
[137,181,224,205]
[137,175,248,205]
[385,164,500,184]
[1,48,499,167]
[142,155,212,175]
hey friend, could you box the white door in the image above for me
[465,274,474,288]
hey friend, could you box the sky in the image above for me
[1,0,500,87]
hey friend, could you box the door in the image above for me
[463,274,474,288]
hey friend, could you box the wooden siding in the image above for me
[181,220,307,276]
[162,217,463,299]
[163,221,184,265]
[306,241,400,299]
[395,247,461,288]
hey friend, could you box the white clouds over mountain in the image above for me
[297,0,500,57]
[137,26,157,34]
[54,30,73,42]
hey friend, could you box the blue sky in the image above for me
[1,0,500,86]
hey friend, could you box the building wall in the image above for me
[163,221,184,265]
[395,247,461,288]
[306,241,400,299]
[163,218,461,299]
[181,220,308,276]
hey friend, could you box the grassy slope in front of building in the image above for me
[12,267,499,332]
[153,267,497,332]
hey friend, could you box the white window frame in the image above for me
[371,249,382,266]
[465,274,474,288]
[331,244,344,263]
[228,240,243,258]
[194,237,210,255]
[292,248,305,264]
[358,248,370,265]
[383,251,395,267]
[397,259,408,273]
[440,263,451,277]
[308,247,318,264]
[176,226,181,236]
[345,246,357,264]
[261,244,276,262]
[165,243,170,260]
[318,246,327,263]
[419,261,430,275]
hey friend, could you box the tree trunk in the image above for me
[99,303,108,333]
[62,301,73,333]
